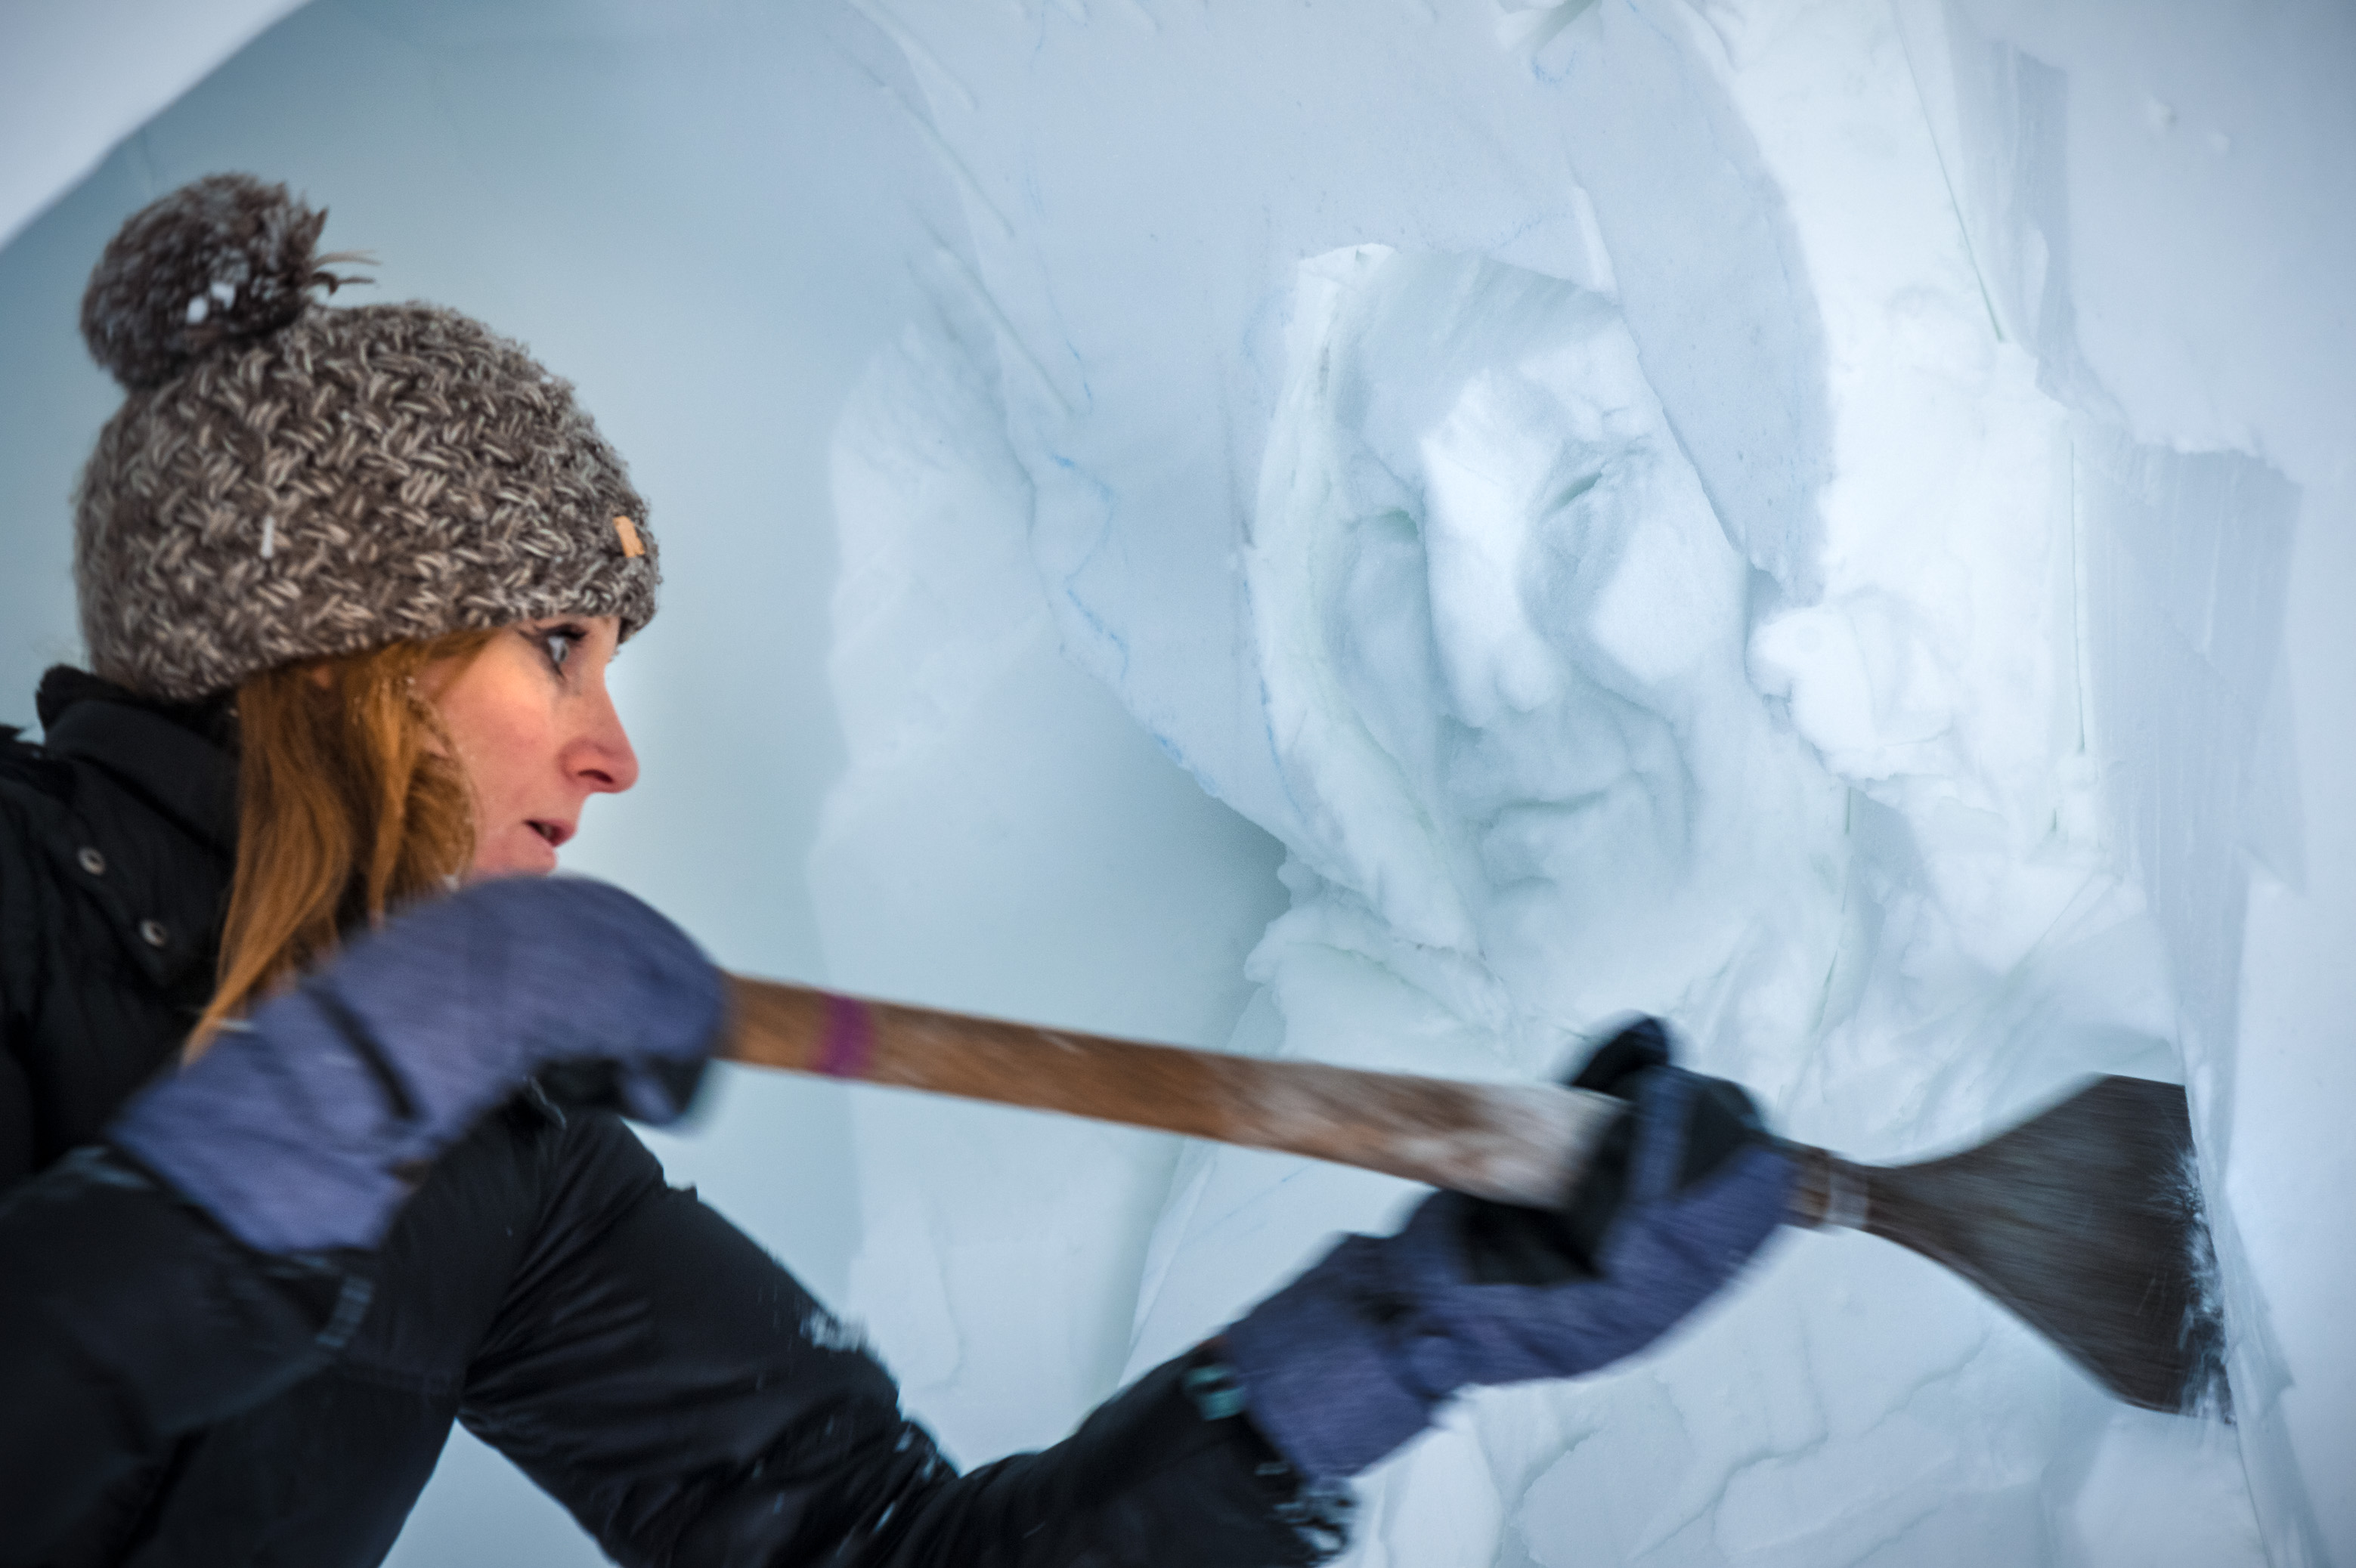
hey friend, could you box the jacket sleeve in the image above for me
[0,771,366,1552]
[0,1149,373,1549]
[460,1112,1348,1568]
[2,781,36,1193]
[0,1038,27,1193]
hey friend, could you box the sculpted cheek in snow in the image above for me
[1752,596,1961,776]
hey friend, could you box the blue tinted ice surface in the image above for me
[2,1,2350,1563]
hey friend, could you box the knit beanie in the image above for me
[72,173,659,701]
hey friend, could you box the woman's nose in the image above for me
[568,686,640,794]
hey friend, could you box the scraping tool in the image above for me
[720,976,2228,1416]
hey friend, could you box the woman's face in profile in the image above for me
[423,614,639,877]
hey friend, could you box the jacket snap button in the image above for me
[139,919,169,948]
[78,846,106,875]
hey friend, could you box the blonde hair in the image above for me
[193,629,497,1047]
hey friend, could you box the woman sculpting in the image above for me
[0,175,1792,1566]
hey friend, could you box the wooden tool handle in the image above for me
[723,977,2220,1415]
[723,974,1629,1208]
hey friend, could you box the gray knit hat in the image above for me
[73,173,659,701]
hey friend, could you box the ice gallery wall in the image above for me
[1,3,2350,1566]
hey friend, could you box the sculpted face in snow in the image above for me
[1246,248,1839,1042]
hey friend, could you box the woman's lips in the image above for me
[527,819,574,848]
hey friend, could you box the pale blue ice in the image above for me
[1,2,2351,1563]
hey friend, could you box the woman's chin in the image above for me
[468,833,561,880]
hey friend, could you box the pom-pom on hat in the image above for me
[73,173,659,701]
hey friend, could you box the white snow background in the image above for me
[2,2,2351,1564]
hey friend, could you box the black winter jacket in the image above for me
[0,671,1345,1566]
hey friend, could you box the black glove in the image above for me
[1463,1016,1779,1283]
[1224,1017,1791,1480]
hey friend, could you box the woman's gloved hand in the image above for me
[110,877,723,1256]
[1222,1019,1791,1482]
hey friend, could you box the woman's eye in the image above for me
[539,626,584,671]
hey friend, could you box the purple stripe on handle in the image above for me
[816,994,874,1080]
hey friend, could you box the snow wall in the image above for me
[1,2,2351,1564]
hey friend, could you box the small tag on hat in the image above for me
[614,515,646,558]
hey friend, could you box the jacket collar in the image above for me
[35,666,238,856]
